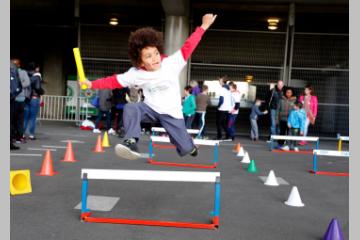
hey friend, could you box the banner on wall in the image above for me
[66,75,98,116]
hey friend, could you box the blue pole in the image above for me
[213,144,219,164]
[316,140,319,150]
[149,139,153,159]
[81,174,89,213]
[269,138,274,151]
[313,153,318,173]
[213,177,221,217]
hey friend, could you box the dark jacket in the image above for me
[28,71,44,98]
[266,86,284,110]
[98,89,112,111]
[10,63,22,100]
[278,96,296,122]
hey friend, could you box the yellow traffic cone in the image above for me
[10,170,32,195]
[102,132,110,147]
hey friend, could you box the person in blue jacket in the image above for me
[282,101,306,152]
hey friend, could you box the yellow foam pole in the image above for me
[73,48,88,90]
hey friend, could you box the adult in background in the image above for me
[266,80,285,137]
[12,58,31,144]
[189,80,201,96]
[298,84,318,146]
[24,62,44,140]
[216,76,232,140]
[195,84,211,139]
[10,60,22,150]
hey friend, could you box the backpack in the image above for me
[10,67,22,100]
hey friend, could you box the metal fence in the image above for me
[38,95,91,122]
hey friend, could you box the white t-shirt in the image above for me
[115,51,186,119]
[218,87,233,111]
[230,91,241,115]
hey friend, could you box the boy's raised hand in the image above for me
[79,78,92,89]
[201,14,217,30]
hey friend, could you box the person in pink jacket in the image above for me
[298,84,318,145]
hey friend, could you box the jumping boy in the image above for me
[80,14,217,160]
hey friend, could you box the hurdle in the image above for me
[148,136,220,169]
[310,150,349,176]
[80,169,221,229]
[337,135,349,151]
[269,135,320,154]
[151,127,200,149]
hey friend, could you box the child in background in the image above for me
[282,102,306,152]
[228,82,241,141]
[80,14,217,160]
[250,99,268,141]
[93,89,114,134]
[195,84,211,139]
[182,86,196,128]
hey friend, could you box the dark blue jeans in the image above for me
[227,114,238,139]
[184,114,195,129]
[24,98,40,136]
[95,110,112,130]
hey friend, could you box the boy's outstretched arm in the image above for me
[180,14,217,61]
[78,75,124,90]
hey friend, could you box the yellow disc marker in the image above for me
[73,47,88,90]
[10,170,32,195]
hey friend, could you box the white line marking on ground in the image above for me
[10,153,42,157]
[42,145,67,149]
[28,148,57,151]
[60,140,85,144]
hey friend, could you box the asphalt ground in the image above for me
[10,122,349,240]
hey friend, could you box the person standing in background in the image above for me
[250,99,268,141]
[298,84,318,146]
[195,84,211,139]
[277,87,296,147]
[216,76,232,140]
[23,62,44,140]
[228,82,241,141]
[266,80,285,137]
[182,86,196,129]
[93,89,113,134]
[12,58,31,144]
[10,60,23,150]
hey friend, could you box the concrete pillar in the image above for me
[161,0,190,96]
[42,47,65,96]
[164,16,189,96]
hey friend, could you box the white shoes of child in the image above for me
[281,145,290,151]
[108,128,116,135]
[294,147,299,152]
[93,128,101,133]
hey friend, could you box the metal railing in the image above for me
[38,95,91,122]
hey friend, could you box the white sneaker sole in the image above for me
[115,144,141,160]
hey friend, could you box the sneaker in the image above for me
[294,147,299,152]
[281,145,290,151]
[298,141,307,146]
[189,147,198,157]
[114,138,141,160]
[108,128,116,135]
[93,128,101,133]
[16,138,27,144]
[10,143,20,150]
[28,135,36,140]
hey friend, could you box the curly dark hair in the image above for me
[128,27,164,67]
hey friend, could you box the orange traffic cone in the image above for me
[61,141,77,162]
[233,143,241,153]
[36,150,58,176]
[93,135,104,153]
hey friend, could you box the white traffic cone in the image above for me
[237,147,245,157]
[264,170,279,186]
[284,186,305,207]
[241,152,251,164]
